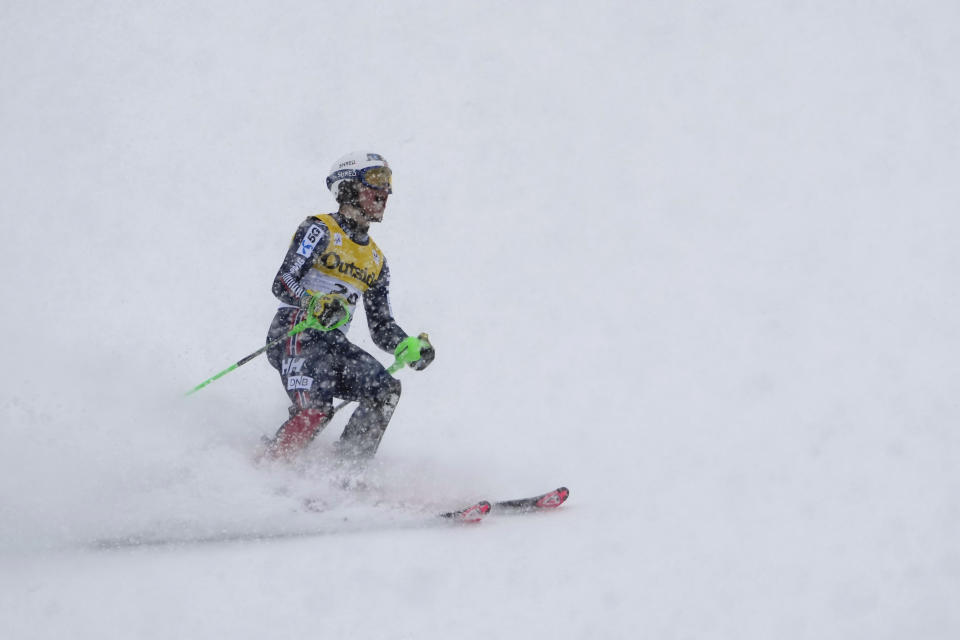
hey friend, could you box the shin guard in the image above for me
[267,408,329,459]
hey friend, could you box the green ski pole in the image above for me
[185,338,279,396]
[185,297,351,396]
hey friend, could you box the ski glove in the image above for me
[394,333,435,371]
[300,292,351,331]
[394,333,437,371]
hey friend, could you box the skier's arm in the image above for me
[271,218,329,307]
[364,260,409,353]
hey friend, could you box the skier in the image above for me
[262,151,435,461]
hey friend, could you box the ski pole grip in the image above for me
[304,293,352,332]
[393,335,422,365]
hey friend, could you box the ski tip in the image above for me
[535,487,570,509]
[440,500,492,523]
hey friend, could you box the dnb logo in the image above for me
[287,375,314,391]
[297,224,324,258]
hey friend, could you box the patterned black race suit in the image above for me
[265,212,410,458]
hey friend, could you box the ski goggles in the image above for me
[359,166,393,193]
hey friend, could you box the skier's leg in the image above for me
[338,375,401,458]
[334,341,402,459]
[267,407,330,459]
[264,309,337,459]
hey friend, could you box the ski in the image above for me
[438,500,491,523]
[93,501,493,549]
[439,487,570,523]
[91,491,565,549]
[491,486,570,514]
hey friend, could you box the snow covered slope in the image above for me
[2,2,958,638]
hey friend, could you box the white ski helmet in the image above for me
[326,151,392,198]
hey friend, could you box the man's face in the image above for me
[357,184,389,222]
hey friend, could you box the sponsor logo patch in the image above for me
[319,251,378,287]
[281,357,306,376]
[287,375,314,390]
[297,224,324,258]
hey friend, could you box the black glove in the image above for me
[409,333,435,371]
[301,292,350,330]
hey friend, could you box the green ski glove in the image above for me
[393,333,435,372]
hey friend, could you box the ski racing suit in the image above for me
[265,212,409,458]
